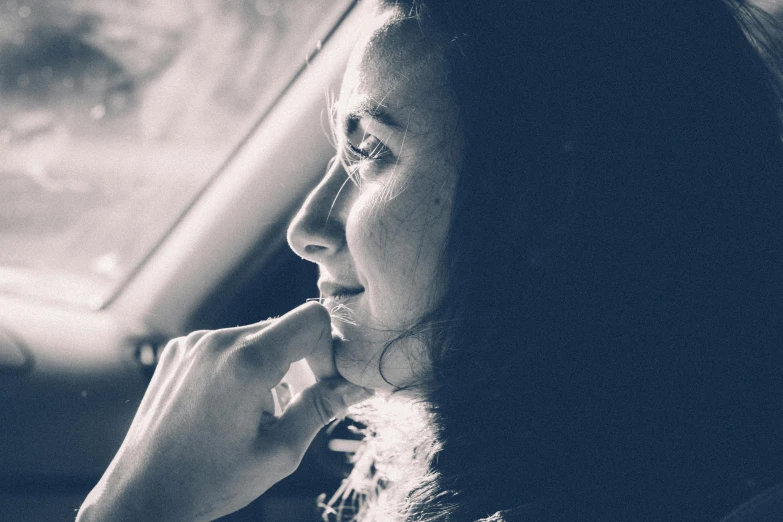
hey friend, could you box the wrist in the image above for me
[76,497,134,522]
[76,477,212,522]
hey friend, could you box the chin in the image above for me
[334,352,390,394]
[329,335,388,393]
[333,332,430,395]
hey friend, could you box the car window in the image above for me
[0,0,352,309]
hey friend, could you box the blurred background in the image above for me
[0,0,342,310]
[0,2,355,520]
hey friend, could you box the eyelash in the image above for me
[341,136,391,183]
[345,136,390,162]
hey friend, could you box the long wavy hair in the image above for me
[324,1,783,520]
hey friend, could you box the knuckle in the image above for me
[191,328,239,356]
[184,329,209,347]
[206,328,236,347]
[157,337,180,361]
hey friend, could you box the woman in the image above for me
[77,0,783,520]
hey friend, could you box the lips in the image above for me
[318,281,365,302]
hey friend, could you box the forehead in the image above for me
[338,9,451,134]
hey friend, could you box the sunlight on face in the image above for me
[287,7,462,392]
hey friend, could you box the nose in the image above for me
[287,157,351,262]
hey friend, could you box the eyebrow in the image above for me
[343,103,404,135]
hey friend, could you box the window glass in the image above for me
[0,0,350,308]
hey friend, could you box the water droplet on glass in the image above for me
[80,390,88,398]
[12,32,24,45]
[138,344,156,366]
[18,4,30,17]
[316,40,322,51]
[40,66,53,80]
[90,104,106,120]
[63,77,75,89]
[92,252,120,278]
[16,74,30,88]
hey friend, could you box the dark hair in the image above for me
[336,1,783,521]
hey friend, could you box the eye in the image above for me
[346,135,390,162]
[341,134,392,184]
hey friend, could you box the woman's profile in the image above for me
[77,0,783,520]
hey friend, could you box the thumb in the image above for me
[269,378,373,454]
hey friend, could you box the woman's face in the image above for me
[287,9,462,393]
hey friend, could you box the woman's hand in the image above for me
[76,302,372,522]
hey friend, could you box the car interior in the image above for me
[5,1,783,521]
[0,1,374,520]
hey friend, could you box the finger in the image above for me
[214,318,276,338]
[234,301,332,384]
[305,327,341,381]
[267,379,373,456]
[155,329,206,371]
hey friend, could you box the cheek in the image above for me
[345,177,452,323]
